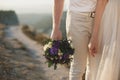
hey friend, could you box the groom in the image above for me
[51,0,97,80]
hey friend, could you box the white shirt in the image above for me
[68,0,97,12]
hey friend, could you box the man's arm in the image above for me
[51,0,65,40]
[53,0,64,30]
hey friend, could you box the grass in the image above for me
[22,25,49,46]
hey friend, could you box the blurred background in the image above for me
[0,0,69,37]
[0,0,78,80]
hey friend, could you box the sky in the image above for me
[0,0,69,14]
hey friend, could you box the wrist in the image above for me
[53,27,60,30]
[91,35,98,41]
[53,25,60,30]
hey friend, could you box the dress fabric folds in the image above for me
[95,0,120,80]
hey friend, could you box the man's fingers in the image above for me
[51,36,58,40]
[50,29,62,40]
[51,36,62,40]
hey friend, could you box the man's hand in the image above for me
[50,29,62,40]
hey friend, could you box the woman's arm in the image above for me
[51,0,65,40]
[92,0,108,38]
[89,0,108,56]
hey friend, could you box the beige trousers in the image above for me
[66,11,101,80]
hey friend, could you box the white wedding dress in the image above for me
[95,0,120,80]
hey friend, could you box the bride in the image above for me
[88,0,120,80]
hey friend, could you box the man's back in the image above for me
[69,0,97,12]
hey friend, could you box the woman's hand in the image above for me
[89,36,98,57]
[50,29,62,40]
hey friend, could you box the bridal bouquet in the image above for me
[43,39,75,70]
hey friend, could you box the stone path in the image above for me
[8,26,69,80]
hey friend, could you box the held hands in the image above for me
[50,28,62,40]
[88,36,98,57]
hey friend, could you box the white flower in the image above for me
[48,42,52,45]
[43,44,52,51]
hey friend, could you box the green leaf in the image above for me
[48,61,53,68]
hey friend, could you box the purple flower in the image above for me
[52,41,60,48]
[62,54,69,59]
[50,47,58,55]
